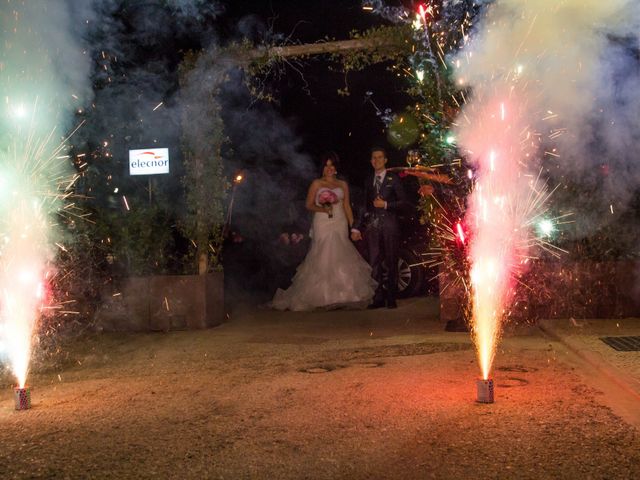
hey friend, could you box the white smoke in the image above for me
[456,0,640,234]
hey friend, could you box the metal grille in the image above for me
[600,336,640,352]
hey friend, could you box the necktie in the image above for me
[374,175,382,194]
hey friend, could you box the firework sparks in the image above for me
[452,0,594,382]
[456,87,560,380]
[0,117,76,388]
[456,222,466,244]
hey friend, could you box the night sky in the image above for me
[219,0,413,182]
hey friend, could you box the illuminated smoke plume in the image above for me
[454,0,640,378]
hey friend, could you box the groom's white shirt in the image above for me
[373,169,387,186]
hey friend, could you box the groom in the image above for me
[351,147,408,309]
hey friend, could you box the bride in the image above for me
[272,152,376,311]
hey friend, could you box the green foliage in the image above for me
[106,205,177,275]
[333,25,413,96]
[340,25,414,72]
[178,50,228,273]
[327,21,463,161]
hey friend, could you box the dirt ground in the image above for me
[1,297,639,479]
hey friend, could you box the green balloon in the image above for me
[387,114,419,148]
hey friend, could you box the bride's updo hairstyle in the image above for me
[319,151,341,176]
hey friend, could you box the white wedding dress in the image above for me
[272,187,376,311]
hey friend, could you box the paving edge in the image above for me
[538,323,640,398]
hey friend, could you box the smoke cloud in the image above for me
[455,0,640,239]
[0,1,94,137]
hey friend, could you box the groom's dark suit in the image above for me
[353,170,409,306]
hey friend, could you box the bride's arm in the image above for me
[305,180,330,213]
[341,181,355,227]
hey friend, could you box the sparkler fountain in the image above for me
[3,194,48,409]
[450,0,636,402]
[460,93,535,403]
[0,1,92,409]
[382,1,541,400]
[0,110,77,409]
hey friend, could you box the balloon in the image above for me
[387,114,419,148]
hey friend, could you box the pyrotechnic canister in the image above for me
[14,386,31,410]
[476,378,494,403]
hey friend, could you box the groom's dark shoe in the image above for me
[367,300,386,309]
[387,299,398,309]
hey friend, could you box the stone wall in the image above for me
[95,273,224,332]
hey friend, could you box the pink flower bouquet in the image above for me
[317,190,339,218]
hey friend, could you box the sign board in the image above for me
[129,148,170,175]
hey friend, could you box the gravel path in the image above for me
[1,300,639,479]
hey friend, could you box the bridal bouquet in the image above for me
[317,190,339,218]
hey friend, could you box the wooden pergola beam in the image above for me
[247,37,395,60]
